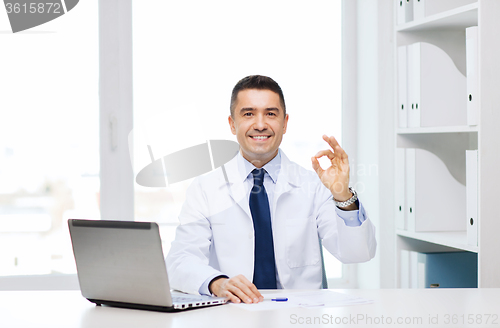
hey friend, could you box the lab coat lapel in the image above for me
[271,152,299,221]
[223,155,252,220]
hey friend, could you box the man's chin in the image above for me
[242,147,278,161]
[248,146,274,156]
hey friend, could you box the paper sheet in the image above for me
[229,290,373,312]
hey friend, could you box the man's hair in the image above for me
[230,75,286,117]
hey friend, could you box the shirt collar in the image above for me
[238,149,281,184]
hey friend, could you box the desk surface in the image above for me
[2,289,500,328]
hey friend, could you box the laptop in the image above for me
[68,219,227,311]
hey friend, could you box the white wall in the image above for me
[356,0,380,290]
[376,0,397,290]
[342,0,395,289]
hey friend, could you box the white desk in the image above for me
[1,289,500,328]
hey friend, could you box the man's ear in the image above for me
[228,115,236,135]
[283,114,289,134]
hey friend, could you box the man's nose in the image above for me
[253,114,268,131]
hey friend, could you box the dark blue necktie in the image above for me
[249,168,277,289]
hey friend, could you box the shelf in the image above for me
[397,125,478,134]
[397,2,478,32]
[397,230,478,253]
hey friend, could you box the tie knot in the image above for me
[251,168,266,187]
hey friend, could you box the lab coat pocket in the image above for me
[285,217,320,268]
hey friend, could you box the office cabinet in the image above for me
[393,0,500,288]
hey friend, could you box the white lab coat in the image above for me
[166,151,376,294]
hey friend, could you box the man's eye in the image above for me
[268,112,277,116]
[244,113,253,116]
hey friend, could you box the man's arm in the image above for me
[311,134,376,261]
[316,186,377,263]
[166,177,264,303]
[166,178,226,294]
[209,275,263,304]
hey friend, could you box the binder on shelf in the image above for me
[398,46,408,128]
[409,251,419,288]
[407,42,467,128]
[405,148,466,232]
[397,0,405,25]
[402,250,425,289]
[418,252,478,288]
[406,148,416,231]
[466,150,478,246]
[413,0,477,21]
[408,251,426,289]
[395,148,406,230]
[416,253,426,288]
[466,26,479,126]
[400,249,410,288]
[406,43,419,127]
[413,0,425,21]
[397,0,414,25]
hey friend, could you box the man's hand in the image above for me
[209,274,263,304]
[311,135,353,204]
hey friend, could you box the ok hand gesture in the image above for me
[311,135,354,207]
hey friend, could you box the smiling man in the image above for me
[229,87,287,168]
[166,75,376,304]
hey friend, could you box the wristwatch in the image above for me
[334,187,357,208]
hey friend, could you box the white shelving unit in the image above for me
[397,2,478,32]
[397,230,477,253]
[393,0,500,288]
[397,125,478,134]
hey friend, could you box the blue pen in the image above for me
[271,298,288,302]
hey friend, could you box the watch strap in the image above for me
[334,187,357,208]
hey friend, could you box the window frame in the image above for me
[0,0,359,291]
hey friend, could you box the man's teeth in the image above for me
[251,136,270,140]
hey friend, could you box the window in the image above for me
[132,1,343,281]
[0,1,99,276]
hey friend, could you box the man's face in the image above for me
[228,89,288,167]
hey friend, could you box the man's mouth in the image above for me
[250,135,271,140]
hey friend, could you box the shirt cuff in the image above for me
[199,274,229,296]
[335,199,367,227]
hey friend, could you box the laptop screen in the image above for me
[68,219,173,307]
